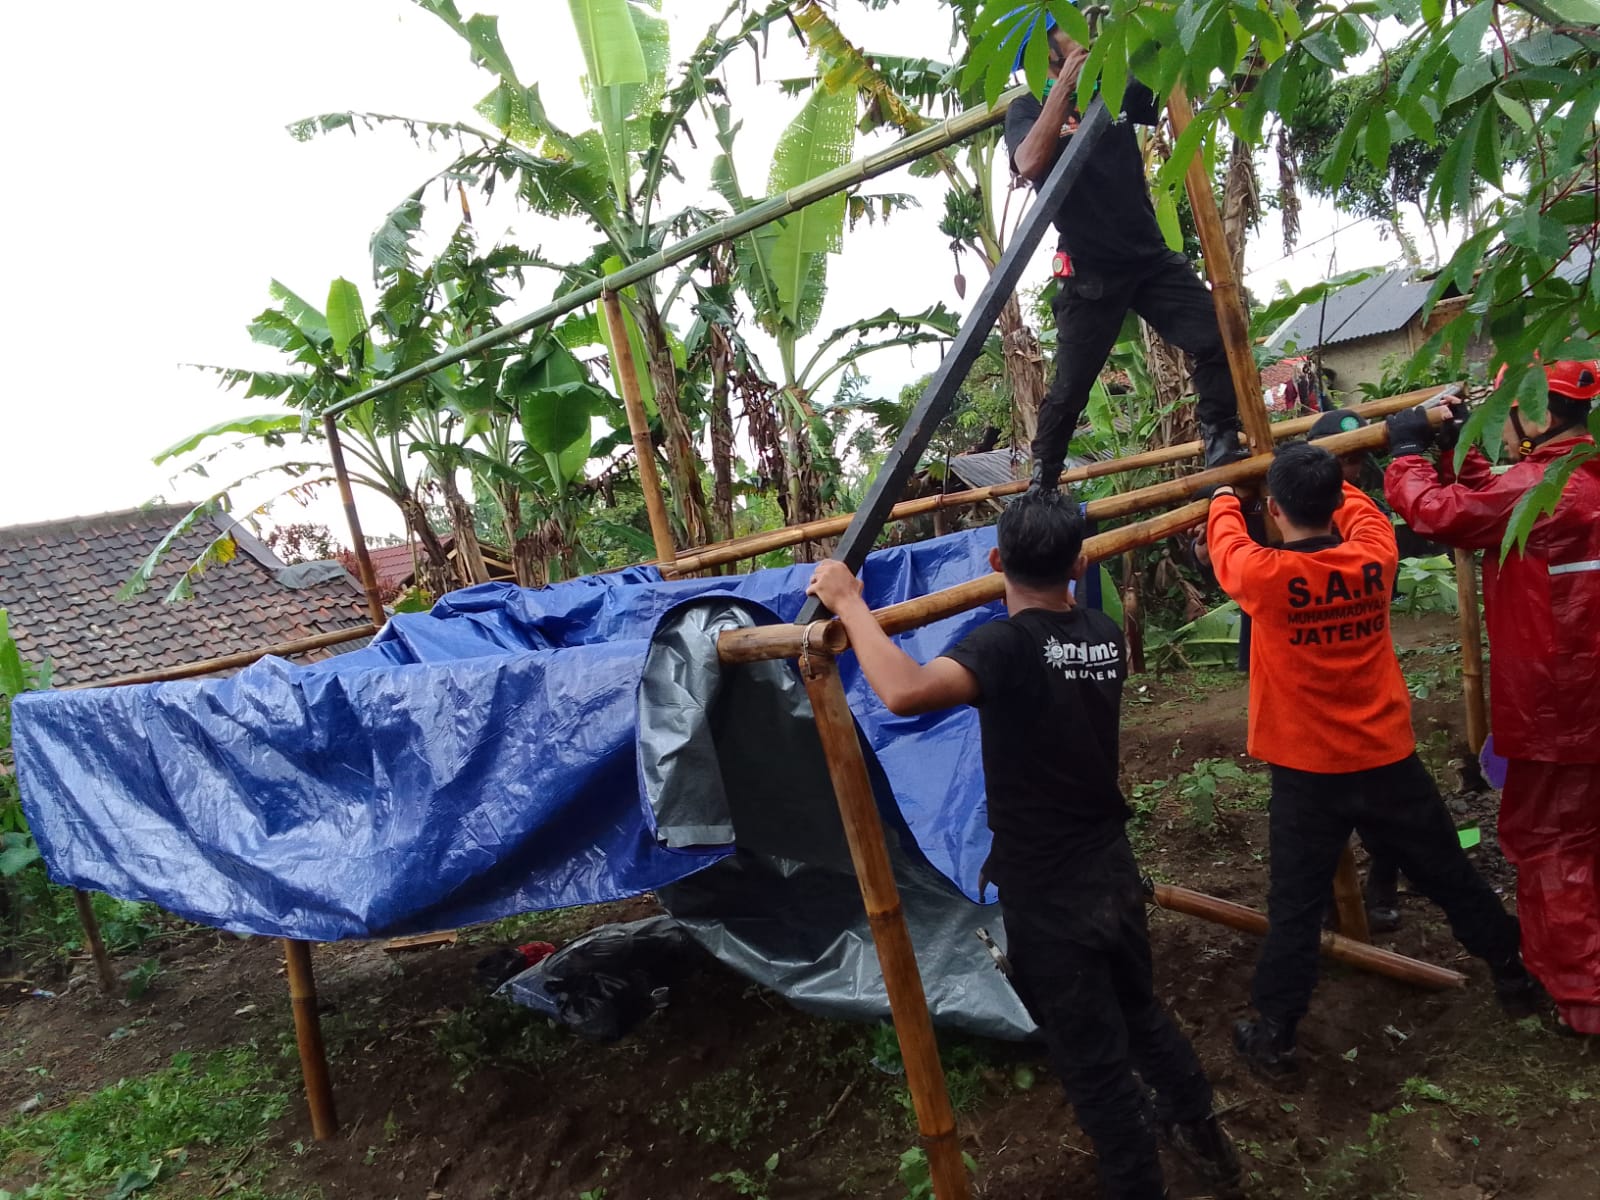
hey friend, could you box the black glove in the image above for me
[1384,407,1435,458]
[1435,400,1470,452]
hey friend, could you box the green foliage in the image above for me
[1176,757,1252,827]
[961,1,1600,549]
[650,1066,789,1149]
[432,996,577,1088]
[709,1152,781,1198]
[1392,554,1459,615]
[1297,1111,1409,1200]
[0,1048,288,1200]
[1149,601,1242,669]
[897,1146,979,1200]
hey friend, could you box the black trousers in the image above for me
[1253,754,1521,1027]
[1003,835,1212,1200]
[1034,251,1239,477]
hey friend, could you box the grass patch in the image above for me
[0,1046,287,1200]
[650,1065,789,1149]
[1297,1111,1413,1200]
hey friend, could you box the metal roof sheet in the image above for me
[1268,269,1432,354]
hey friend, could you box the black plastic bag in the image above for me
[497,916,699,1042]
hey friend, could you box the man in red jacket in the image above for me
[1385,361,1600,1035]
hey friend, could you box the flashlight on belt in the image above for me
[1051,251,1074,278]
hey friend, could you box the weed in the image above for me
[651,1066,788,1149]
[122,959,161,1001]
[0,1047,288,1200]
[897,1146,978,1199]
[1175,758,1266,827]
[433,996,575,1088]
[709,1151,781,1197]
[1297,1111,1412,1200]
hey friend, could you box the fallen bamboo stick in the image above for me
[802,654,969,1200]
[1150,882,1464,990]
[73,624,379,690]
[663,386,1456,576]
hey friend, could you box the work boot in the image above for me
[1200,417,1249,469]
[1027,459,1061,494]
[1492,960,1549,1019]
[1233,1016,1298,1082]
[1162,1114,1244,1198]
[1363,865,1402,933]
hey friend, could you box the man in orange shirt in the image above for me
[1208,441,1533,1080]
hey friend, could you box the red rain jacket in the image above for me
[1385,439,1600,763]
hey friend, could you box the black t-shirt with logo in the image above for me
[943,606,1129,897]
[1003,86,1168,273]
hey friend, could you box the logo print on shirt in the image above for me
[1043,636,1120,681]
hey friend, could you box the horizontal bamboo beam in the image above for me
[74,624,379,690]
[325,88,1029,421]
[718,499,1209,664]
[664,385,1458,575]
[718,398,1452,666]
[1150,882,1464,990]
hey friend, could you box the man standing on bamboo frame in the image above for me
[1386,361,1600,1036]
[1004,8,1248,490]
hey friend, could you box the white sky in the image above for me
[0,0,1428,540]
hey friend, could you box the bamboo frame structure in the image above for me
[284,939,338,1140]
[73,625,379,690]
[601,291,679,571]
[661,388,1457,575]
[1454,548,1490,755]
[802,654,968,1200]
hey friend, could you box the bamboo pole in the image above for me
[72,889,118,994]
[323,414,387,628]
[324,89,1029,422]
[283,939,338,1140]
[719,402,1453,665]
[1167,86,1271,456]
[1330,847,1372,943]
[802,654,968,1200]
[73,625,379,690]
[662,386,1457,576]
[1454,547,1490,755]
[1149,882,1464,990]
[720,500,1211,664]
[601,291,678,570]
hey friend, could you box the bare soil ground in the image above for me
[5,612,1598,1199]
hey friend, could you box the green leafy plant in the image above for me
[897,1146,979,1200]
[1392,555,1459,615]
[0,1048,287,1200]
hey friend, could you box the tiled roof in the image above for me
[0,505,370,685]
[1259,357,1307,389]
[364,543,423,594]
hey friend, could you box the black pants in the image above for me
[1003,835,1212,1200]
[1253,754,1521,1027]
[1034,251,1239,477]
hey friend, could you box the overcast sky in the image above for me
[0,0,1428,540]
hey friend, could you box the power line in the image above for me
[1245,215,1382,277]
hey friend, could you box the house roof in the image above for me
[1268,269,1433,354]
[1259,357,1307,389]
[948,446,1108,493]
[0,505,370,686]
[365,543,424,595]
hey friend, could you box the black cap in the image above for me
[1307,409,1368,441]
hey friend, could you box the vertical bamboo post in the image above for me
[600,291,679,572]
[1330,847,1372,943]
[72,890,118,994]
[1166,87,1272,456]
[1453,547,1490,755]
[323,414,387,628]
[283,939,338,1140]
[801,654,968,1200]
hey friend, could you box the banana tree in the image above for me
[290,0,795,554]
[709,88,960,553]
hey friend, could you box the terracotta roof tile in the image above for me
[0,504,370,686]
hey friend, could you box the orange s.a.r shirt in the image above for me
[1206,482,1415,773]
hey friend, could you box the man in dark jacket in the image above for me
[1386,362,1600,1035]
[1005,12,1246,490]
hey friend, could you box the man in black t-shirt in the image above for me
[1005,16,1246,488]
[807,492,1240,1200]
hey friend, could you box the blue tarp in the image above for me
[13,528,1009,942]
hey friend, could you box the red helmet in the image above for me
[1544,359,1600,402]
